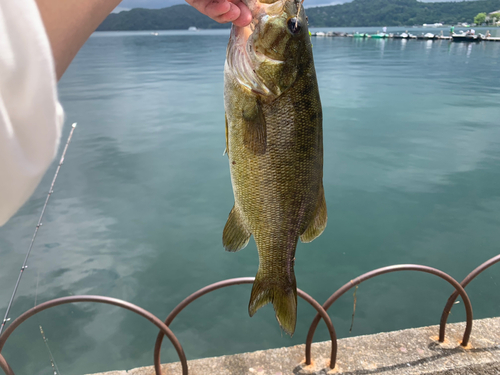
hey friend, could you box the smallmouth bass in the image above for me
[223,0,326,336]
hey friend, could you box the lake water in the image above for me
[1,27,500,375]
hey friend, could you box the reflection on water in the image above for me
[1,29,500,375]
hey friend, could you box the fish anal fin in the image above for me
[300,184,327,243]
[242,99,267,155]
[248,269,297,336]
[223,206,251,252]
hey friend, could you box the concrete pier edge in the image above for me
[87,317,500,375]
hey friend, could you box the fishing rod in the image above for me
[0,123,77,335]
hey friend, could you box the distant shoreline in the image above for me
[97,0,500,31]
[92,26,499,34]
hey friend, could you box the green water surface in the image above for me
[1,27,500,374]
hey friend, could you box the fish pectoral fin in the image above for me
[242,99,267,155]
[249,269,297,336]
[300,184,328,243]
[223,206,251,252]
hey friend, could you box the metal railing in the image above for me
[1,253,500,374]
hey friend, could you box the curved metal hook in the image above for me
[0,295,188,375]
[305,264,473,369]
[439,254,500,342]
[154,277,337,374]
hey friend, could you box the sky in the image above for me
[115,0,464,12]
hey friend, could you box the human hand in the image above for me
[185,0,252,27]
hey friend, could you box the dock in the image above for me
[311,31,500,42]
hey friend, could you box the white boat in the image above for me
[188,26,198,31]
[315,32,326,37]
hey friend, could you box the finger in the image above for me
[229,0,252,27]
[185,0,230,19]
[211,2,242,24]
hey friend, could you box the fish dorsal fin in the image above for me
[242,99,267,155]
[223,206,251,252]
[300,184,327,243]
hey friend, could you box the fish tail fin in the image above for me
[248,269,297,336]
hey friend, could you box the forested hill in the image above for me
[307,0,500,27]
[97,4,228,31]
[97,0,500,31]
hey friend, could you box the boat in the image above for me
[353,33,367,38]
[370,33,388,39]
[188,26,198,31]
[416,33,435,40]
[315,32,326,37]
[394,32,410,39]
[452,32,482,42]
[423,23,443,27]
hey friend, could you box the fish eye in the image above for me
[287,18,302,34]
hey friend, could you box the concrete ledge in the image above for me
[87,317,500,375]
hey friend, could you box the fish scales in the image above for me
[223,0,327,336]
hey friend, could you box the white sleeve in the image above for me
[0,0,64,226]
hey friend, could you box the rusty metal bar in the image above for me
[305,264,473,369]
[154,277,337,374]
[439,254,500,342]
[0,354,14,375]
[0,296,188,375]
[298,288,338,368]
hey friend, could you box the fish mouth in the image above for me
[226,0,290,98]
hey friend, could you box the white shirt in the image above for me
[0,0,64,226]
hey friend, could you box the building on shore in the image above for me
[488,10,500,26]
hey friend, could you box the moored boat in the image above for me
[370,33,388,39]
[394,32,409,39]
[452,32,482,42]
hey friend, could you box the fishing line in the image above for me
[0,123,77,335]
[35,259,62,374]
[34,270,40,308]
[349,285,358,333]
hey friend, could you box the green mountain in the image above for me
[306,0,500,27]
[97,4,229,31]
[96,0,500,31]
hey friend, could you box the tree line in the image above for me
[97,0,500,31]
[97,5,229,31]
[306,0,500,27]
